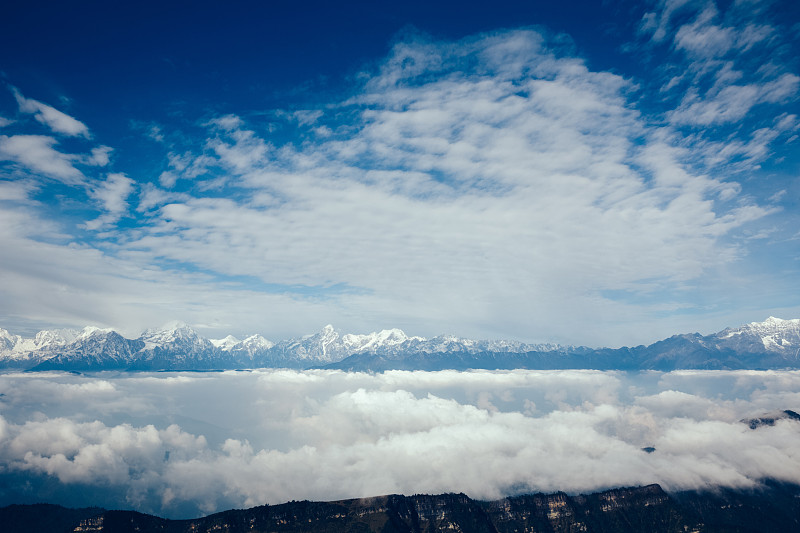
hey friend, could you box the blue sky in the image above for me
[0,0,799,347]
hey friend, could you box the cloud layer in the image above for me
[1,369,799,518]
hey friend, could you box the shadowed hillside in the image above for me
[4,482,800,533]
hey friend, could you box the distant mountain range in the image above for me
[1,317,799,372]
[4,481,800,533]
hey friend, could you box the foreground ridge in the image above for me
[3,482,800,533]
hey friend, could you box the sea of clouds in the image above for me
[1,369,799,518]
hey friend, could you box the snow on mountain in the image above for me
[134,322,220,369]
[210,335,241,350]
[0,327,83,366]
[340,328,423,354]
[12,328,80,353]
[3,316,800,372]
[415,334,555,354]
[77,326,114,339]
[269,324,343,364]
[140,321,207,350]
[713,316,800,356]
[32,329,145,371]
[239,334,274,350]
[219,334,275,363]
[0,328,19,352]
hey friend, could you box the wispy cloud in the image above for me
[11,87,91,138]
[639,0,798,132]
[82,173,135,231]
[669,73,799,126]
[0,134,85,184]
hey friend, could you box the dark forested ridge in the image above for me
[3,482,799,533]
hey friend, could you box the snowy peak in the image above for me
[0,328,19,351]
[212,334,275,354]
[34,328,79,348]
[340,328,421,353]
[715,317,800,353]
[315,324,339,344]
[140,321,205,349]
[239,334,274,350]
[763,316,797,325]
[77,326,115,340]
[210,335,241,350]
[275,324,342,362]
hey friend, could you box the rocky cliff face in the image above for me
[5,482,799,533]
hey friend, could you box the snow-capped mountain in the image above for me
[266,325,566,368]
[713,317,800,356]
[0,328,20,352]
[33,327,145,371]
[0,327,86,368]
[0,327,81,363]
[210,335,241,351]
[216,334,275,365]
[268,324,343,364]
[340,328,423,354]
[139,321,219,355]
[1,317,800,372]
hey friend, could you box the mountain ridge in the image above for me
[3,481,800,533]
[1,317,799,372]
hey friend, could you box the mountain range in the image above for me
[1,317,799,372]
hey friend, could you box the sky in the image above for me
[2,369,800,518]
[1,0,799,347]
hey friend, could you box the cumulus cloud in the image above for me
[0,370,798,519]
[12,88,91,138]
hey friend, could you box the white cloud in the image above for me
[137,183,188,212]
[92,30,773,344]
[12,88,91,138]
[639,0,704,43]
[0,180,36,202]
[641,0,798,134]
[148,124,165,143]
[674,6,736,58]
[0,134,85,184]
[0,203,344,339]
[286,109,323,126]
[1,27,796,346]
[83,173,135,230]
[1,370,799,518]
[88,145,113,167]
[669,73,799,126]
